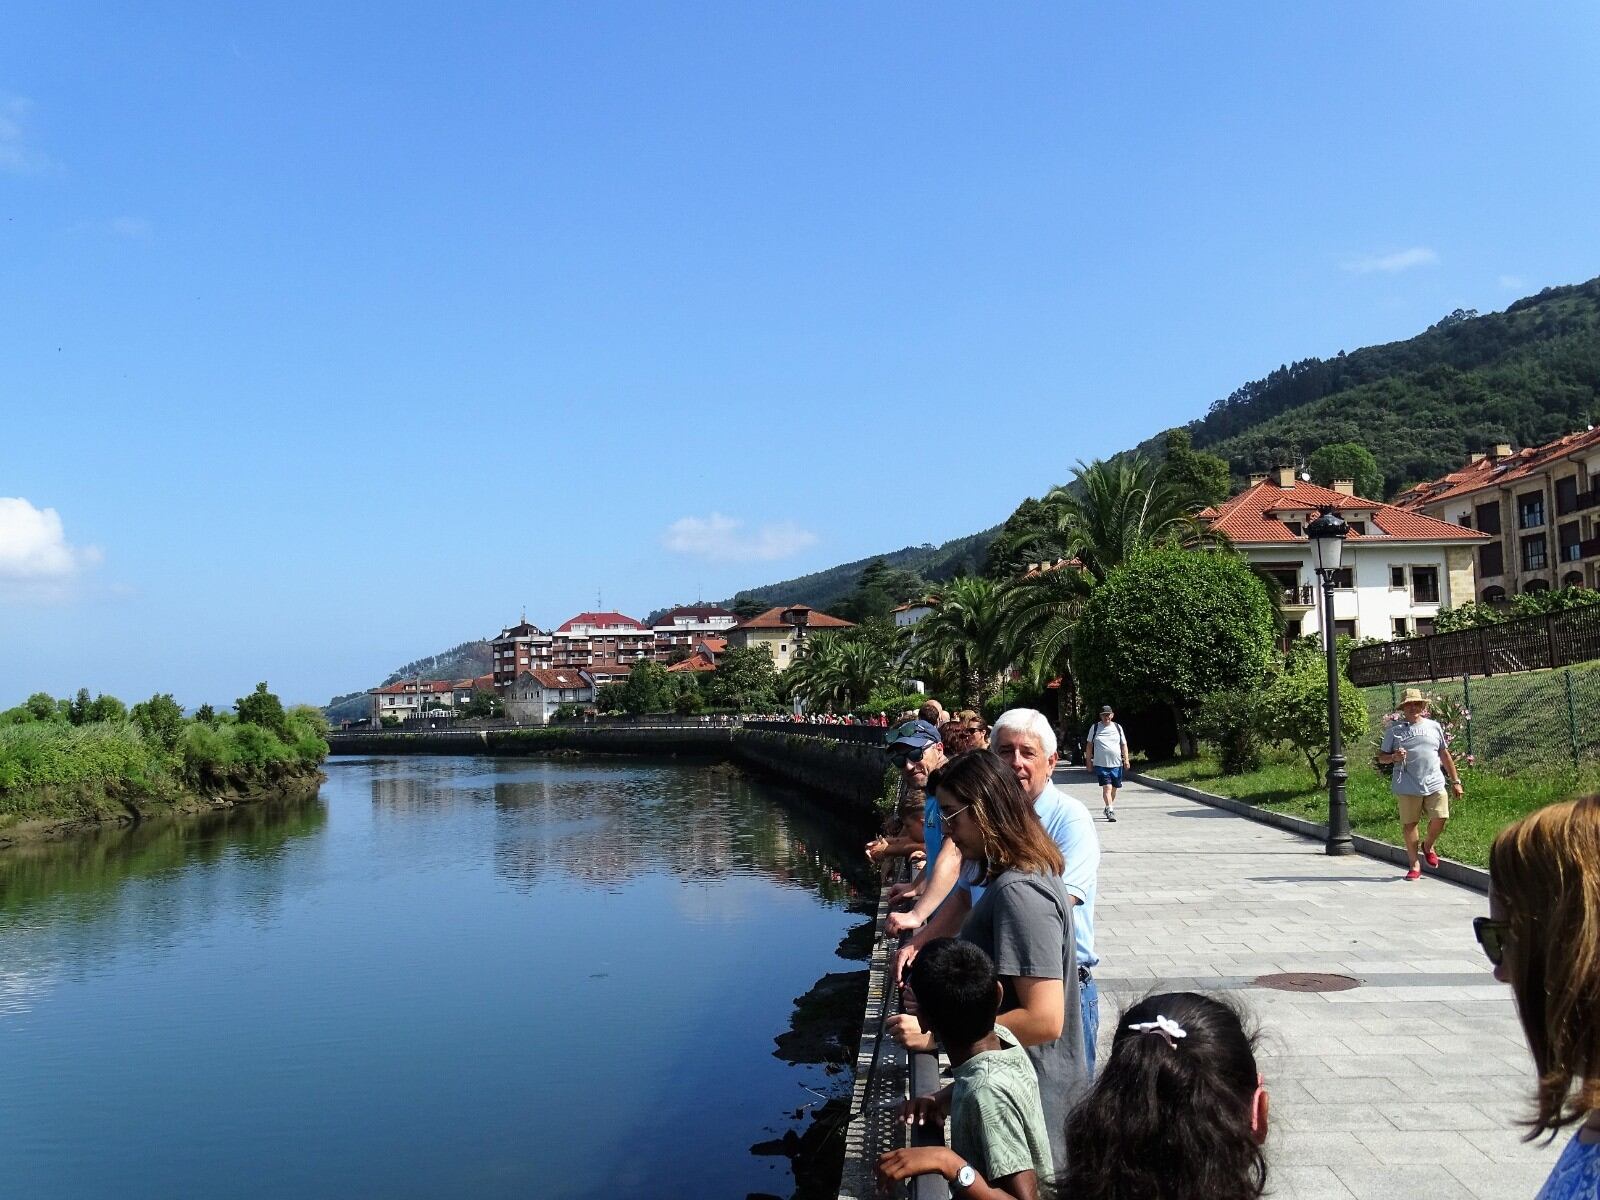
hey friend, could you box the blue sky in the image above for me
[3,3,1598,708]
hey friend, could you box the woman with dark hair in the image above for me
[1482,794,1600,1197]
[1061,991,1269,1200]
[889,749,1086,1175]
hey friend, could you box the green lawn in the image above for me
[1143,750,1599,868]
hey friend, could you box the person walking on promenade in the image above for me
[1481,794,1600,1199]
[1060,992,1269,1200]
[1084,706,1129,822]
[889,751,1089,1177]
[1377,688,1463,880]
[877,939,1054,1200]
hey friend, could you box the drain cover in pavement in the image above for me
[1251,972,1361,992]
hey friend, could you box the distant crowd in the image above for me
[862,701,1600,1200]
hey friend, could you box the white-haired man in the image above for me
[893,708,1103,1066]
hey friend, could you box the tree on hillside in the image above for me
[1308,442,1384,500]
[1159,429,1231,509]
[982,497,1074,579]
[1073,550,1276,755]
[1045,455,1225,581]
[731,595,771,620]
[705,644,780,711]
[837,558,929,622]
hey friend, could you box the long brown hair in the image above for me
[928,750,1063,882]
[1489,793,1600,1139]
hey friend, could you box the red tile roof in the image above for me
[732,605,855,631]
[1019,558,1087,579]
[666,652,717,673]
[700,636,727,654]
[1394,429,1600,510]
[1200,480,1486,544]
[556,611,649,632]
[520,668,591,689]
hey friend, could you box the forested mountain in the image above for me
[324,639,492,724]
[328,274,1600,713]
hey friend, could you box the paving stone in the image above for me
[1264,1165,1358,1198]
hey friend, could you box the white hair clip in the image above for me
[1127,1015,1188,1043]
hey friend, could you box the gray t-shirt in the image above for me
[950,1025,1055,1193]
[961,869,1087,1177]
[1381,716,1448,796]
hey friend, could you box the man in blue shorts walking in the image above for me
[1086,706,1129,822]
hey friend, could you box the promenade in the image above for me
[1061,767,1556,1200]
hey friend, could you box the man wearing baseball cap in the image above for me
[1377,688,1463,880]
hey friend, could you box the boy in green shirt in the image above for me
[876,939,1055,1200]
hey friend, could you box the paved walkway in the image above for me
[1059,766,1554,1200]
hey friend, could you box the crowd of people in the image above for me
[862,703,1600,1200]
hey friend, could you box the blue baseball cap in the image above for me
[887,719,942,749]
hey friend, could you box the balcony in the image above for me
[1280,585,1315,608]
[1582,537,1600,560]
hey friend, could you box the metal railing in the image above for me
[1349,604,1600,686]
[743,720,888,745]
[1280,584,1315,607]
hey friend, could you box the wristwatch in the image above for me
[953,1163,977,1193]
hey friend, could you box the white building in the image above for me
[651,605,739,660]
[1198,471,1487,643]
[891,599,935,628]
[505,668,595,725]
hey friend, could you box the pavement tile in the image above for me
[1264,1165,1358,1199]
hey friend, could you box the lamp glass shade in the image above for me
[1306,509,1349,573]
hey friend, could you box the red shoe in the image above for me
[1424,845,1440,869]
[1405,867,1422,881]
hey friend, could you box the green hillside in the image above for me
[722,530,998,613]
[324,639,491,724]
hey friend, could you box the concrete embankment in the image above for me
[327,725,893,813]
[0,763,327,849]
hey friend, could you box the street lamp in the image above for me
[1307,505,1353,856]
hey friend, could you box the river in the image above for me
[0,755,876,1199]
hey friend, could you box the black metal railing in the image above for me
[1349,604,1600,686]
[742,720,888,745]
[1280,584,1315,607]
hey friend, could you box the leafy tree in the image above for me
[24,692,59,722]
[458,689,503,719]
[193,703,218,725]
[68,687,92,725]
[1261,652,1369,787]
[235,682,291,740]
[552,701,586,722]
[705,644,780,712]
[1436,586,1600,632]
[1192,688,1268,774]
[731,595,772,620]
[673,684,705,715]
[1307,442,1384,500]
[86,694,127,723]
[131,693,186,750]
[612,661,677,714]
[982,497,1074,579]
[1073,550,1277,753]
[1159,429,1231,509]
[1045,455,1224,582]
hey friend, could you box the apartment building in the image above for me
[1197,469,1487,642]
[651,605,739,661]
[552,611,655,684]
[490,619,555,691]
[1394,431,1600,600]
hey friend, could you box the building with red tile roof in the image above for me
[1392,432,1600,599]
[652,604,739,662]
[1196,467,1487,643]
[727,605,854,670]
[505,668,595,725]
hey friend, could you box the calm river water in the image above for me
[0,755,875,1199]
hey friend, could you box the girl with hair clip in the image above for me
[1060,991,1269,1200]
[1481,793,1600,1198]
[889,750,1088,1178]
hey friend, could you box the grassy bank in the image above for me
[1143,750,1599,867]
[0,701,329,836]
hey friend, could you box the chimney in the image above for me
[1493,443,1513,460]
[1275,466,1297,487]
[1468,452,1487,464]
[1248,471,1268,487]
[1333,478,1355,496]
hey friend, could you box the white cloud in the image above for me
[0,97,53,176]
[1499,274,1526,291]
[661,513,817,563]
[1341,247,1440,275]
[0,498,102,599]
[108,216,152,239]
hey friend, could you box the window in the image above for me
[1333,619,1357,639]
[1348,521,1367,535]
[1564,571,1586,588]
[1475,500,1502,535]
[1525,579,1551,594]
[1283,521,1303,536]
[1411,566,1439,604]
[1518,490,1545,529]
[1390,566,1406,589]
[1483,585,1507,603]
[1522,533,1548,572]
[1392,617,1409,637]
[1557,475,1581,516]
[1480,541,1504,577]
[1560,521,1583,562]
[1416,617,1436,637]
[1329,567,1354,589]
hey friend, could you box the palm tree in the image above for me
[910,576,1009,709]
[785,633,895,711]
[1045,455,1224,581]
[997,562,1095,699]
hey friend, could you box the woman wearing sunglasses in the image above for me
[1480,793,1600,1198]
[890,749,1088,1178]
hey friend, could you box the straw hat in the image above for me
[1399,688,1427,705]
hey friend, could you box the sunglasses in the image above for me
[889,745,930,766]
[940,801,972,824]
[1473,916,1509,967]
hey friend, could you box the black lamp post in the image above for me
[1307,505,1354,856]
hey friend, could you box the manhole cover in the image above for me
[1252,972,1361,993]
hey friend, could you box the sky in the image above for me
[3,3,1599,709]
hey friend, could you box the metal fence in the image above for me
[1359,665,1600,772]
[1349,605,1600,686]
[742,720,888,745]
